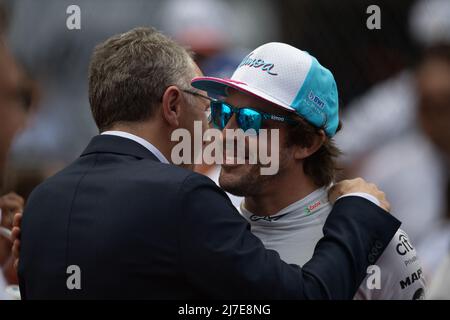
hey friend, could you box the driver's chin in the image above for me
[219,163,258,196]
[221,162,254,176]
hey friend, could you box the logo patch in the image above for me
[308,91,325,109]
[238,53,278,76]
[396,233,415,256]
[400,268,423,290]
[303,199,325,215]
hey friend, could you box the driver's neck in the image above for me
[244,172,319,216]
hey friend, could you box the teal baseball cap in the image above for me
[191,42,339,137]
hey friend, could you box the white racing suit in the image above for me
[240,187,427,300]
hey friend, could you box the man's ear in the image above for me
[161,86,183,128]
[293,130,326,160]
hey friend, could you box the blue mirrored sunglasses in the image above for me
[210,101,297,133]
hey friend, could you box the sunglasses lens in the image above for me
[211,102,232,130]
[238,108,262,133]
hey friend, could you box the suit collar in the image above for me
[81,135,161,162]
[101,131,169,163]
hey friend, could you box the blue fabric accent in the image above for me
[291,56,339,137]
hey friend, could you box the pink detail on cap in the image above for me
[191,76,295,113]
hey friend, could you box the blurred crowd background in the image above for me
[0,0,449,299]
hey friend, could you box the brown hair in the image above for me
[88,27,194,131]
[286,119,342,187]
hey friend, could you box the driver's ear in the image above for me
[161,86,183,128]
[293,130,326,160]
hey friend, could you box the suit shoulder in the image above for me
[135,160,216,186]
[178,170,221,197]
[122,160,220,198]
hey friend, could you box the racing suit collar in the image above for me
[240,187,330,224]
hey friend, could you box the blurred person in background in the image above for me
[420,44,450,300]
[0,1,36,299]
[160,0,248,79]
[414,44,450,278]
[428,255,450,299]
[7,0,168,186]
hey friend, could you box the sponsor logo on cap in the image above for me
[238,53,278,76]
[308,91,325,109]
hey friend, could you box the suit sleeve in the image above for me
[177,174,401,299]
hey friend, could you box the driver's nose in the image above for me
[221,113,239,148]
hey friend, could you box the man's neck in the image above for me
[244,174,320,216]
[107,123,172,163]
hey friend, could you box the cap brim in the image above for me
[191,76,295,112]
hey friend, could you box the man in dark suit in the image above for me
[17,27,401,299]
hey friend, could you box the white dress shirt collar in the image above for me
[101,130,169,164]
